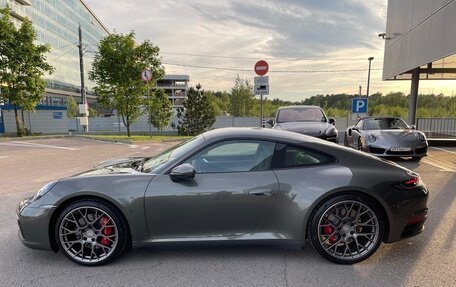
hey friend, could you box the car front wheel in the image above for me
[308,194,384,264]
[55,199,129,266]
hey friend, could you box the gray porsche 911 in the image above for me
[344,117,428,160]
[17,128,428,266]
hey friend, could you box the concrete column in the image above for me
[408,68,420,125]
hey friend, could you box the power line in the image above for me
[161,51,383,62]
[163,62,383,73]
[48,46,77,63]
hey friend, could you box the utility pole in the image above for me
[77,24,89,131]
[366,57,374,98]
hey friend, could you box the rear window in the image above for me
[277,144,336,168]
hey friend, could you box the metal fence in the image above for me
[417,118,456,139]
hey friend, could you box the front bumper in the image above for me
[367,144,427,158]
[383,185,429,243]
[17,200,56,251]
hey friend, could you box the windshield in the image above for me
[277,107,327,123]
[142,135,204,173]
[363,118,409,130]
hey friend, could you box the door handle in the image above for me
[248,189,273,196]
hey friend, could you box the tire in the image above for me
[411,157,422,161]
[357,138,363,151]
[343,134,348,146]
[308,194,384,264]
[55,199,129,266]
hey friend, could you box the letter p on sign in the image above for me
[352,98,368,114]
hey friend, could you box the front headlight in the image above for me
[366,133,377,143]
[416,132,426,142]
[31,181,58,202]
[325,126,337,136]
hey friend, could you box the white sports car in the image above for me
[344,117,428,160]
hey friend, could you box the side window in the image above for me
[356,120,363,129]
[283,146,335,168]
[186,140,276,174]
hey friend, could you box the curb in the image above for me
[75,136,134,145]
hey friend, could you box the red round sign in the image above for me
[254,60,269,76]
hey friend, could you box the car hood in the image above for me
[275,122,331,136]
[364,130,419,146]
[73,157,149,177]
[95,157,147,168]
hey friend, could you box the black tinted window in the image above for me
[283,146,335,168]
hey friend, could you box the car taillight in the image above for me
[404,177,420,188]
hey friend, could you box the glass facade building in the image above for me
[1,0,109,106]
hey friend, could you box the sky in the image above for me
[84,0,456,101]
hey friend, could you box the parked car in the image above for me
[344,117,428,160]
[268,105,338,143]
[17,128,428,266]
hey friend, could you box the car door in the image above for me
[349,120,363,147]
[144,140,280,239]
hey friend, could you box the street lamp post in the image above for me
[366,57,374,98]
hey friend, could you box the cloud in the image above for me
[83,0,419,100]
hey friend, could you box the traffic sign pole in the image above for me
[254,61,269,127]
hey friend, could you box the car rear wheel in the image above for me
[55,199,129,266]
[308,194,384,264]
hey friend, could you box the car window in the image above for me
[142,135,204,173]
[277,107,327,123]
[185,140,276,173]
[283,145,335,168]
[355,120,363,129]
[363,118,409,130]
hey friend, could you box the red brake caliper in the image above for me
[323,225,338,244]
[100,216,113,246]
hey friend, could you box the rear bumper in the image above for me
[383,185,429,243]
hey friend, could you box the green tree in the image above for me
[175,84,216,136]
[148,89,173,132]
[231,75,255,117]
[0,8,54,136]
[89,32,165,137]
[66,96,78,118]
[88,107,98,118]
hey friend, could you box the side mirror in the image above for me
[329,118,336,125]
[410,125,416,130]
[170,164,195,182]
[267,119,274,126]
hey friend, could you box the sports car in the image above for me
[17,128,428,266]
[344,117,428,160]
[268,105,339,143]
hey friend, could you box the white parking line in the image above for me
[430,146,456,155]
[422,159,456,173]
[0,141,79,151]
[0,156,9,159]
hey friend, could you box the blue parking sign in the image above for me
[352,98,368,114]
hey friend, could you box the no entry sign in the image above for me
[254,60,269,76]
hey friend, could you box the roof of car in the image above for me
[277,105,322,110]
[361,116,403,120]
[202,127,317,143]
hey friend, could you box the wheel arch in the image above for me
[302,190,390,243]
[48,194,132,252]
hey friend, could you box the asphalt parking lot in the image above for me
[0,138,455,287]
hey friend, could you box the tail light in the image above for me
[397,172,422,190]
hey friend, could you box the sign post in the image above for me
[254,60,269,127]
[142,69,153,138]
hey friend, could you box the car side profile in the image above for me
[268,105,339,143]
[17,128,428,266]
[344,117,428,160]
